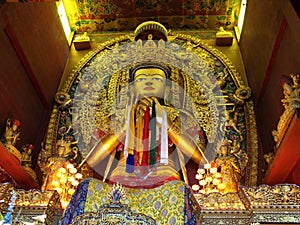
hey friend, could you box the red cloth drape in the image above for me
[141,107,150,166]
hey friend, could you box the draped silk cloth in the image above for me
[125,103,168,172]
[136,109,144,165]
[61,178,198,225]
[141,107,150,166]
[150,101,156,166]
[126,105,136,173]
[160,108,168,164]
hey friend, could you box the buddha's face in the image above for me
[133,68,166,98]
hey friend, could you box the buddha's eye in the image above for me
[152,77,163,81]
[135,77,146,82]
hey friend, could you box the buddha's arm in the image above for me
[168,121,207,165]
[86,127,126,168]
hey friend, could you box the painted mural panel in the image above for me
[62,0,242,32]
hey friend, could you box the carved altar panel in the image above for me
[1,187,62,225]
[243,184,300,224]
[71,203,157,225]
[192,184,300,224]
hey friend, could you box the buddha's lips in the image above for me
[144,87,154,90]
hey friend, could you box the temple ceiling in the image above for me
[62,0,242,32]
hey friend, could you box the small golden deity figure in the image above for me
[1,118,22,162]
[1,118,21,147]
[41,135,82,208]
[56,135,79,163]
[214,140,242,193]
[272,74,300,151]
[281,73,300,111]
[41,133,79,190]
[21,144,39,182]
[21,144,35,167]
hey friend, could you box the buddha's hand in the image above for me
[136,97,165,125]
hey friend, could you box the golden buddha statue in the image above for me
[55,21,254,225]
[85,62,207,188]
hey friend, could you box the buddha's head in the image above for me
[130,62,171,99]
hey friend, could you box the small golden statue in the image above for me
[56,134,79,163]
[21,144,35,167]
[214,140,242,193]
[272,74,300,151]
[21,144,38,182]
[1,118,22,162]
[1,118,21,147]
[41,138,83,207]
[281,74,300,110]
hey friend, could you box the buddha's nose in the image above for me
[146,81,153,85]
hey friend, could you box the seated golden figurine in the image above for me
[1,118,21,147]
[214,141,241,193]
[1,118,22,162]
[21,144,34,167]
[86,62,207,188]
[281,74,300,110]
[56,135,79,163]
